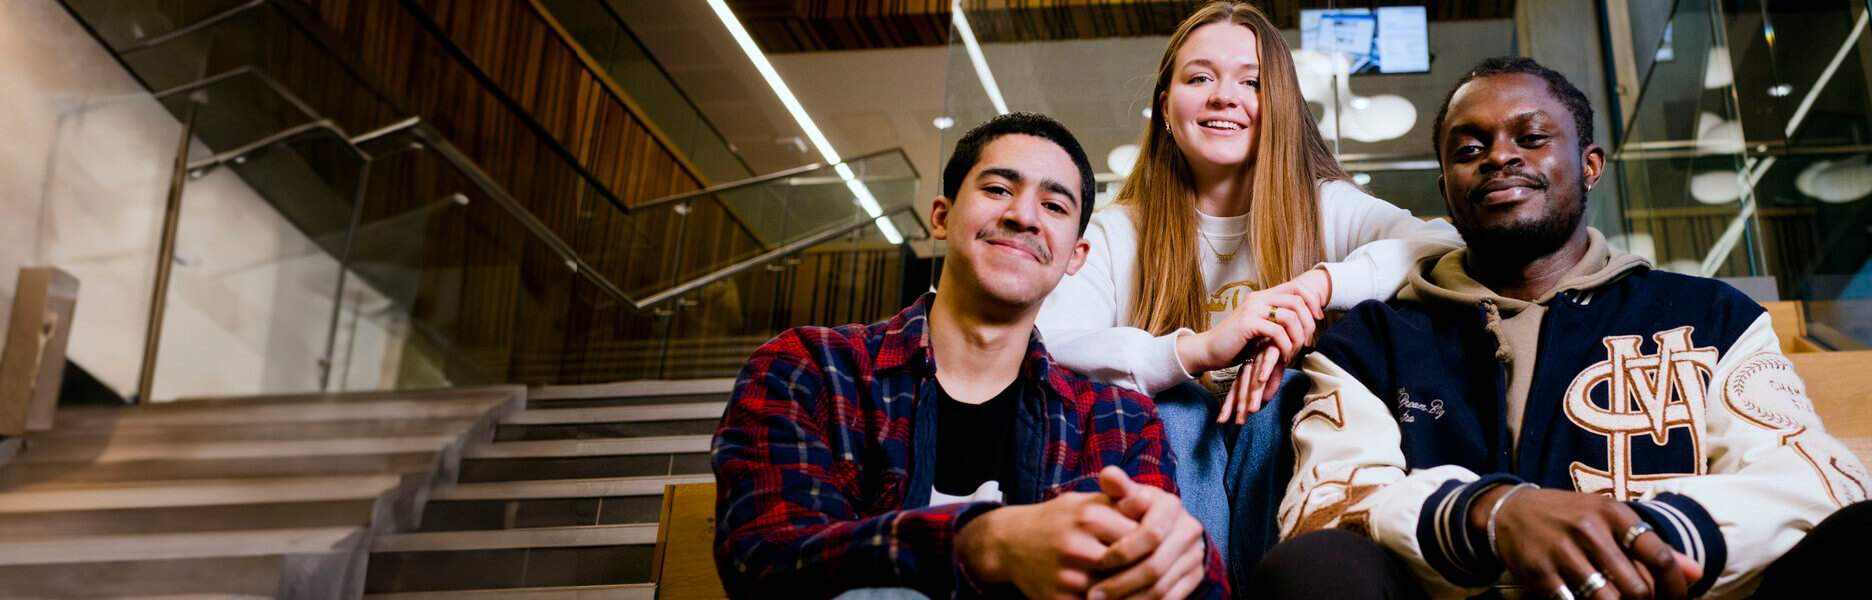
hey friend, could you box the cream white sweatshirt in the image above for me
[1035,180,1462,395]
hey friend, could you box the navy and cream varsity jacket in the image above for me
[1280,232,1870,599]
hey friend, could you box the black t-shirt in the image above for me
[933,380,1021,497]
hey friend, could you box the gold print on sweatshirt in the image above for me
[1563,326,1716,501]
[1206,280,1262,313]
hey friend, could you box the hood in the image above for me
[1398,227,1651,316]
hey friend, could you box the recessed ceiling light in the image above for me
[1768,83,1793,97]
[1141,107,1152,119]
[933,116,955,130]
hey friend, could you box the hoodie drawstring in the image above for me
[1481,299,1513,363]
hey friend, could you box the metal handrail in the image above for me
[634,147,919,211]
[397,125,635,304]
[636,206,925,307]
[186,119,368,171]
[118,0,267,53]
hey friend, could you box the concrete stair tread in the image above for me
[465,435,709,459]
[0,475,404,513]
[55,397,512,430]
[373,524,656,553]
[527,379,734,401]
[163,386,521,407]
[26,418,483,444]
[364,583,654,599]
[0,526,365,566]
[502,403,726,426]
[433,474,714,501]
[17,435,462,464]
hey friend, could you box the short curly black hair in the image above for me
[1431,56,1595,162]
[941,113,1096,235]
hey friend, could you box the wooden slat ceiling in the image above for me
[727,0,1518,52]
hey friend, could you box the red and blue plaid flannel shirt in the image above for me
[713,294,1227,598]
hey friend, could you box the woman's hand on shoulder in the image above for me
[1265,267,1331,316]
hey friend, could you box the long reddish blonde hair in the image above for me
[1119,1,1349,335]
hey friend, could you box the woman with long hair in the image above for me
[1035,0,1460,568]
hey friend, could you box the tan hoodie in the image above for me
[1396,228,1650,444]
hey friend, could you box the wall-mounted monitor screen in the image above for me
[1300,6,1431,74]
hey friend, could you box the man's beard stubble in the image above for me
[1454,179,1588,266]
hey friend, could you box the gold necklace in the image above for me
[1198,230,1246,263]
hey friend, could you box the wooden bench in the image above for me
[1791,350,1872,467]
[654,482,724,600]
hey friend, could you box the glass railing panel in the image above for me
[59,0,253,52]
[1612,0,1761,279]
[537,0,753,184]
[149,126,365,400]
[112,3,404,141]
[644,150,921,300]
[37,92,203,401]
[658,229,921,381]
[341,128,683,387]
[149,70,320,160]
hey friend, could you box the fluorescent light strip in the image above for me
[707,0,901,244]
[953,0,1010,115]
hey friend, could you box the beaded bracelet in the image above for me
[1486,482,1538,558]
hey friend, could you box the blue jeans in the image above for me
[1152,371,1304,584]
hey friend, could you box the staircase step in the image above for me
[528,379,734,401]
[419,496,663,532]
[16,435,461,464]
[467,435,710,459]
[366,527,656,593]
[0,526,369,597]
[0,498,384,539]
[502,403,727,426]
[433,474,714,501]
[55,397,510,431]
[366,582,655,599]
[0,475,403,513]
[0,526,363,566]
[27,418,482,445]
[1,436,462,487]
[375,524,656,553]
[492,420,719,442]
[458,452,709,484]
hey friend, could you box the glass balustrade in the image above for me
[43,0,930,400]
[1614,0,1872,347]
[536,0,753,184]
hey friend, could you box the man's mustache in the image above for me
[1467,169,1550,205]
[976,227,1052,264]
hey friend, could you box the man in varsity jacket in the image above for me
[713,113,1226,599]
[1253,57,1871,600]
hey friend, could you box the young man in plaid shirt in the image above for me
[713,113,1227,599]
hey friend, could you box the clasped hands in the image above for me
[1471,485,1704,600]
[958,466,1207,600]
[1173,268,1330,424]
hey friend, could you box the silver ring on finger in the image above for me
[1572,572,1609,598]
[1620,522,1653,551]
[1549,583,1575,600]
